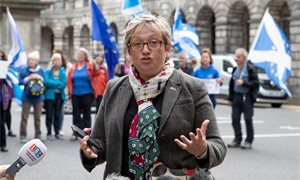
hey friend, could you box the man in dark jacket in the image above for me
[228,48,259,149]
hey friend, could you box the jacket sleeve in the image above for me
[242,61,259,90]
[192,79,227,169]
[44,70,61,88]
[228,67,236,101]
[57,68,67,90]
[19,68,28,86]
[80,79,113,172]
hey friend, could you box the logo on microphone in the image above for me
[29,144,44,158]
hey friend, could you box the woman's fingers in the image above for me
[80,136,98,159]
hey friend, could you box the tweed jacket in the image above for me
[81,70,226,178]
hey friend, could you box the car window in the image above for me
[223,59,234,73]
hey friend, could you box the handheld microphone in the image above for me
[6,139,47,176]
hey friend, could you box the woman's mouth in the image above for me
[141,57,152,63]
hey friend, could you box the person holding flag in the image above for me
[228,48,259,149]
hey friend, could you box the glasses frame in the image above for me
[128,40,163,51]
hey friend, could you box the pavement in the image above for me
[0,100,299,180]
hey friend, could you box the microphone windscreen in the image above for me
[18,139,47,166]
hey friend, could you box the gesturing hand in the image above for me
[174,119,209,157]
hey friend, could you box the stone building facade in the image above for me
[0,0,299,103]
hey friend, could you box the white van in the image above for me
[212,54,289,108]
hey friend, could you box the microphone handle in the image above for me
[6,157,27,177]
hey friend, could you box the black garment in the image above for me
[231,93,254,143]
[116,64,126,77]
[208,94,216,109]
[4,100,12,131]
[95,96,103,114]
[45,93,64,136]
[180,63,194,76]
[121,92,164,179]
[228,61,258,144]
[0,101,6,149]
[71,93,93,132]
[229,61,259,103]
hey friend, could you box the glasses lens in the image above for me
[131,43,143,50]
[148,41,160,49]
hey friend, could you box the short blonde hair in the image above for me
[51,53,62,62]
[124,14,171,51]
[28,51,40,61]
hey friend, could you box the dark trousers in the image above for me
[95,96,103,114]
[209,94,216,109]
[4,100,12,131]
[231,93,254,144]
[71,94,93,132]
[0,102,6,148]
[45,93,64,136]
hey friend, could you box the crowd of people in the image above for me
[0,12,260,180]
[0,47,111,151]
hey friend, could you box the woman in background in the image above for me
[115,50,131,77]
[194,48,223,108]
[0,50,16,138]
[67,48,100,141]
[44,53,66,140]
[93,53,108,113]
[19,51,44,143]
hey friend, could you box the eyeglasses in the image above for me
[128,40,163,51]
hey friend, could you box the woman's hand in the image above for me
[80,128,98,159]
[174,119,209,157]
[0,165,14,180]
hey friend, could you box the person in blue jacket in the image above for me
[44,53,66,140]
[19,51,44,143]
[194,48,223,108]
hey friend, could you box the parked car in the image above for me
[212,54,289,108]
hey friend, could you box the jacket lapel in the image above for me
[158,71,181,135]
[116,79,133,135]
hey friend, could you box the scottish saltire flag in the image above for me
[248,9,292,96]
[91,0,119,79]
[6,8,27,69]
[122,0,144,18]
[172,7,200,59]
[6,8,26,105]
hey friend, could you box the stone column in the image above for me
[215,18,228,54]
[288,12,300,102]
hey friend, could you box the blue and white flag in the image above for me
[122,0,144,18]
[91,0,120,79]
[172,7,200,60]
[6,7,26,105]
[6,8,27,70]
[248,9,292,96]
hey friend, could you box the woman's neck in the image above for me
[52,66,60,71]
[77,61,85,68]
[202,64,209,69]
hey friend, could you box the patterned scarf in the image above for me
[128,61,174,180]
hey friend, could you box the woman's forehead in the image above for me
[132,24,161,37]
